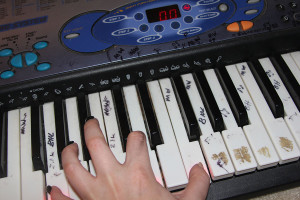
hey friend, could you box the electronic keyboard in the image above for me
[0,0,300,199]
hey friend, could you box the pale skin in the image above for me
[49,118,210,200]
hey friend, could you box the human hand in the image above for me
[48,118,210,200]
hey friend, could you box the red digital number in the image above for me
[169,9,177,19]
[159,10,167,21]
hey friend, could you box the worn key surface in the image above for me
[216,67,249,127]
[194,70,224,132]
[31,104,47,172]
[112,86,131,151]
[173,76,200,141]
[54,98,68,169]
[249,60,284,118]
[137,82,163,149]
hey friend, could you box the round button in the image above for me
[171,21,181,29]
[219,4,228,12]
[1,70,14,79]
[10,54,23,68]
[0,48,13,57]
[182,4,191,11]
[36,63,51,71]
[154,25,164,32]
[139,24,149,32]
[25,52,38,66]
[134,13,144,20]
[184,16,194,23]
[33,41,48,50]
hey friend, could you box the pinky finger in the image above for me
[48,186,73,200]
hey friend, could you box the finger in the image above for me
[84,117,119,174]
[125,131,151,168]
[174,163,210,200]
[62,143,95,196]
[48,186,72,200]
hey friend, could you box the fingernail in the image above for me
[85,116,94,123]
[46,185,52,194]
[198,162,204,168]
[68,141,74,146]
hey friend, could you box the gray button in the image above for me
[245,9,259,15]
[247,0,260,4]
[219,3,228,12]
[65,33,80,39]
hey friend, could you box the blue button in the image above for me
[134,13,144,20]
[10,54,23,68]
[33,41,48,50]
[1,70,14,79]
[36,63,51,71]
[171,21,181,29]
[25,52,38,66]
[139,24,149,32]
[0,48,13,57]
[184,16,194,23]
[154,25,164,32]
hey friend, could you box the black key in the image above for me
[248,60,284,118]
[76,93,91,161]
[194,70,224,132]
[270,55,300,111]
[0,110,7,178]
[137,82,163,149]
[54,98,68,169]
[31,104,47,172]
[216,67,249,127]
[112,86,131,151]
[172,76,200,141]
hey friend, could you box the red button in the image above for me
[182,4,191,11]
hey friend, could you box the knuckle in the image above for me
[128,131,146,142]
[86,136,105,151]
[63,161,77,176]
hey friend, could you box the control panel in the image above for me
[61,0,264,53]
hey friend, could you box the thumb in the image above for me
[180,163,210,200]
[47,186,73,200]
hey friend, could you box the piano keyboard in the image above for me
[0,52,299,199]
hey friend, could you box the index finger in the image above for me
[84,117,119,175]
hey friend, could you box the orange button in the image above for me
[227,22,240,32]
[241,21,254,31]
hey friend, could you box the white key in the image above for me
[147,80,188,190]
[65,97,89,199]
[226,65,279,169]
[236,63,300,164]
[181,74,214,135]
[20,107,46,200]
[290,51,300,70]
[159,78,209,177]
[43,102,69,199]
[122,85,164,186]
[259,58,300,149]
[0,110,21,199]
[100,90,126,164]
[282,53,300,84]
[88,92,108,176]
[204,69,257,175]
[181,73,234,180]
